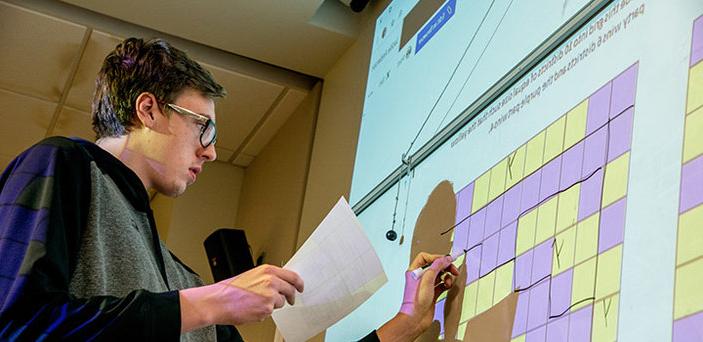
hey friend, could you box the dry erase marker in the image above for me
[410,249,466,280]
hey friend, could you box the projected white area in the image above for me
[351,0,591,202]
[332,0,703,341]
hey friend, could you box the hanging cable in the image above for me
[387,0,502,241]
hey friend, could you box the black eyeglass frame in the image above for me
[165,103,217,148]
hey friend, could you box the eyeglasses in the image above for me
[165,103,217,148]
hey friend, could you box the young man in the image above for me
[0,37,457,341]
[0,37,306,341]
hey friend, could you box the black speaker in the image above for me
[204,228,255,282]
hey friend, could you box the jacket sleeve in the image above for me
[0,138,181,340]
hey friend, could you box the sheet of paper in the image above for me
[272,197,387,342]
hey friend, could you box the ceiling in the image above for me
[0,0,368,171]
[59,0,368,78]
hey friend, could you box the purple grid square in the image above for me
[540,156,562,201]
[466,245,482,284]
[527,279,550,331]
[522,170,542,213]
[680,155,703,213]
[546,314,569,342]
[568,305,593,342]
[693,16,703,66]
[561,141,584,189]
[468,207,487,247]
[531,240,553,284]
[480,232,500,277]
[515,249,534,290]
[456,183,474,224]
[607,107,634,162]
[578,169,604,221]
[526,325,547,342]
[610,64,638,116]
[502,182,523,227]
[673,310,703,342]
[485,195,504,238]
[599,197,627,253]
[549,269,574,318]
[513,290,531,337]
[434,298,446,336]
[497,221,518,265]
[587,82,612,135]
[582,126,608,177]
[452,217,470,254]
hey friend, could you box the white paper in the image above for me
[271,197,387,342]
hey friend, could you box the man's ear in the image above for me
[135,92,158,128]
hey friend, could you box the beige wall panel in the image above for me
[53,106,95,141]
[232,153,255,168]
[234,84,319,342]
[201,63,284,152]
[0,89,56,157]
[65,30,124,112]
[240,88,308,158]
[163,161,244,284]
[215,146,234,162]
[0,153,13,172]
[0,2,86,101]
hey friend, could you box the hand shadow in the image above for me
[409,180,463,341]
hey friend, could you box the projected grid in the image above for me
[434,63,638,341]
[672,14,703,342]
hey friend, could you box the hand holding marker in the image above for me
[410,249,467,280]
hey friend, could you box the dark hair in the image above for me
[92,37,226,138]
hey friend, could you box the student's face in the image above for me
[148,88,217,197]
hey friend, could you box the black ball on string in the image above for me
[386,229,398,241]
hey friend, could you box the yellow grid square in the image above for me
[489,158,508,202]
[460,281,479,323]
[511,335,526,342]
[574,213,600,264]
[674,257,703,319]
[472,170,491,213]
[552,225,576,275]
[494,261,514,304]
[592,294,620,342]
[564,100,588,149]
[572,257,597,311]
[476,271,496,314]
[535,196,558,245]
[506,145,526,188]
[544,116,566,162]
[454,254,466,268]
[687,61,703,114]
[556,184,580,234]
[677,204,703,266]
[595,244,623,300]
[524,131,546,176]
[683,106,703,163]
[602,152,630,208]
[457,322,468,341]
[516,209,538,256]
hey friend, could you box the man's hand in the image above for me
[179,264,304,332]
[377,252,459,341]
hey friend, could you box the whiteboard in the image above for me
[332,0,703,341]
